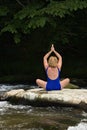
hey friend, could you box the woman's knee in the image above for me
[60,78,70,89]
[36,79,40,84]
[66,78,70,83]
[61,78,70,84]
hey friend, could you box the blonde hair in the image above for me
[48,56,58,67]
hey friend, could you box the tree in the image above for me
[0,0,87,43]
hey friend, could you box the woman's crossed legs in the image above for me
[36,78,70,90]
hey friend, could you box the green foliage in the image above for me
[28,17,47,29]
[0,0,87,43]
[0,6,9,16]
[1,24,17,34]
[14,34,21,44]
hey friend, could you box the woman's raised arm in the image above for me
[43,50,52,69]
[53,46,62,70]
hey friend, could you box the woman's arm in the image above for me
[53,46,62,70]
[51,44,62,70]
[43,50,52,69]
[43,44,62,70]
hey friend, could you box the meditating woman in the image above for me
[36,44,70,91]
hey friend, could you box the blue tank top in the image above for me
[46,67,61,91]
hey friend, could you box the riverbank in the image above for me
[1,84,87,111]
[0,84,87,130]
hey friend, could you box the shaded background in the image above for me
[0,29,87,85]
[0,0,87,85]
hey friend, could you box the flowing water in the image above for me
[0,84,87,130]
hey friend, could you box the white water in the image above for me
[0,84,35,115]
[1,100,87,130]
[0,84,30,92]
[0,84,87,130]
[67,110,87,130]
[68,122,87,130]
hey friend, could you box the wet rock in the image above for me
[1,83,87,111]
[64,83,79,89]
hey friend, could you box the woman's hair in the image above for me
[48,56,58,67]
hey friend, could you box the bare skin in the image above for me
[36,44,70,90]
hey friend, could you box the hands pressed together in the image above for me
[51,44,55,52]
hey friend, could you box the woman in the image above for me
[36,44,70,91]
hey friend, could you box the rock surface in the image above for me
[1,84,87,110]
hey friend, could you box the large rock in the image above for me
[1,84,87,111]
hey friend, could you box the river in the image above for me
[0,84,87,130]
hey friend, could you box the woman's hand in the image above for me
[51,44,55,51]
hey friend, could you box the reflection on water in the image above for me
[0,84,87,130]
